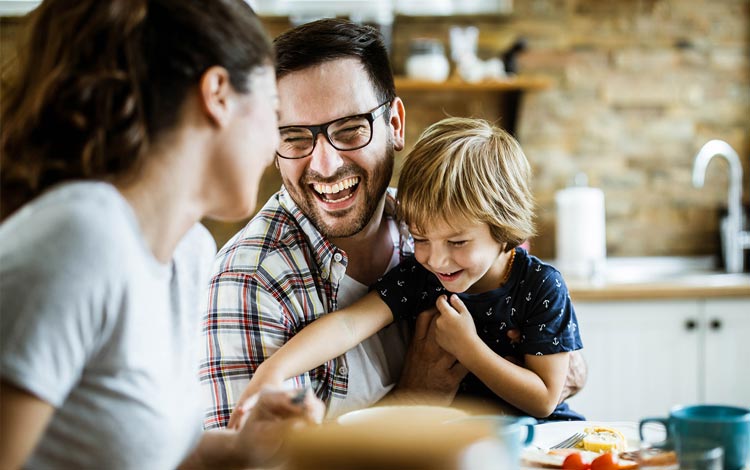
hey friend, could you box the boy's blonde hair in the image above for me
[397,117,535,251]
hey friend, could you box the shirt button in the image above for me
[333,252,343,262]
[338,366,348,375]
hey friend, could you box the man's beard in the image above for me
[282,145,395,239]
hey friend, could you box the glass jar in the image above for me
[405,38,450,82]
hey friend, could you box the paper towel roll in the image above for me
[555,186,606,281]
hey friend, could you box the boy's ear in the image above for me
[388,97,406,151]
[198,66,233,127]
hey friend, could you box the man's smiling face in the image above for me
[275,58,394,238]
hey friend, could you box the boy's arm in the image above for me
[461,342,570,417]
[504,329,587,404]
[434,295,569,418]
[230,291,393,424]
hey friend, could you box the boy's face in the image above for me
[411,218,509,294]
[275,58,402,238]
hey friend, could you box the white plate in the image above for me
[521,421,668,469]
[336,405,468,426]
[531,420,667,451]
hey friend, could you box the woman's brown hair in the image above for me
[1,0,272,221]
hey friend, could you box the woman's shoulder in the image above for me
[0,182,160,302]
[1,182,135,257]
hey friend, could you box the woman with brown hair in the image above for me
[0,1,322,468]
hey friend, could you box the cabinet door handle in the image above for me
[685,319,698,330]
[709,318,722,330]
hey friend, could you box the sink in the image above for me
[602,256,719,284]
[555,256,750,286]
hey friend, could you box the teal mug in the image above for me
[449,415,536,465]
[640,404,750,470]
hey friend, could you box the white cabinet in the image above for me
[567,297,750,422]
[703,298,750,406]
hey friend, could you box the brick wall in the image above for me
[386,0,750,259]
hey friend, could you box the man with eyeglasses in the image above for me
[200,18,586,428]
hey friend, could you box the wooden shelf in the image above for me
[394,75,552,92]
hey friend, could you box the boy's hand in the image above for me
[434,295,480,358]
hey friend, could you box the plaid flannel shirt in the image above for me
[200,187,408,429]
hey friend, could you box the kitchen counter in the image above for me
[559,256,750,301]
[568,273,750,300]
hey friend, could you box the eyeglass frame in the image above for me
[275,100,391,160]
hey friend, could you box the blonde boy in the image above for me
[236,117,584,420]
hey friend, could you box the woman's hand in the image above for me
[434,295,480,359]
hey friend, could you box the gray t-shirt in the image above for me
[0,182,216,469]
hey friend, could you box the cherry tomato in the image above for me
[562,452,590,470]
[590,452,618,470]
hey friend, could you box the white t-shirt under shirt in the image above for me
[325,218,410,418]
[0,182,216,469]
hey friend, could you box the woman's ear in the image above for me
[198,66,233,127]
[388,97,406,151]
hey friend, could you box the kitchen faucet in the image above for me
[692,139,750,273]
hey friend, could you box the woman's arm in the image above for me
[434,295,569,417]
[228,291,393,427]
[0,381,55,469]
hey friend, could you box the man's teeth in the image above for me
[313,177,359,195]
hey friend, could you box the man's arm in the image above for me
[200,270,301,429]
[382,309,467,406]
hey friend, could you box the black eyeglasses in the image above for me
[276,101,390,160]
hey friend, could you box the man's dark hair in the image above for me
[273,18,395,105]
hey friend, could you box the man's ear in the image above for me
[199,66,233,127]
[388,97,406,151]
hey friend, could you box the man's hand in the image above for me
[388,309,467,406]
[561,350,587,401]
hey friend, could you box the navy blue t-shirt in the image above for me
[372,247,584,421]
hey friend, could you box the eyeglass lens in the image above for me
[278,114,373,159]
